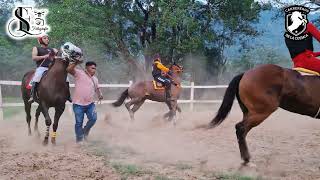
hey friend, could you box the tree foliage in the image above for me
[0,0,265,83]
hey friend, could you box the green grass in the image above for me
[3,107,24,119]
[174,162,193,170]
[111,162,153,179]
[85,141,152,179]
[154,175,176,180]
[112,163,141,175]
[3,97,22,103]
[1,97,24,119]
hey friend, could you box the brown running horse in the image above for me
[209,64,320,166]
[113,63,183,125]
[21,42,82,145]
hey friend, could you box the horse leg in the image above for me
[175,105,182,123]
[125,98,143,121]
[51,105,65,145]
[164,104,181,119]
[177,105,182,113]
[23,100,32,136]
[40,102,51,146]
[235,112,271,166]
[163,112,170,119]
[34,105,42,137]
[168,100,178,126]
[131,99,146,120]
[163,101,173,119]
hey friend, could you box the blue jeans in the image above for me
[73,103,97,142]
[154,75,171,87]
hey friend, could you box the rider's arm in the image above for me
[32,47,49,61]
[155,62,169,73]
[307,22,320,42]
[94,78,103,100]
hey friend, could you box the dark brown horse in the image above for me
[21,43,82,145]
[209,64,320,166]
[112,63,183,125]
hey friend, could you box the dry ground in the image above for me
[1,103,320,180]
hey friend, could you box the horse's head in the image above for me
[60,42,83,63]
[170,61,183,76]
[291,11,307,25]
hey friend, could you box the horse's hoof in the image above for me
[247,162,257,168]
[241,162,256,168]
[42,139,49,146]
[173,121,177,127]
[51,139,56,145]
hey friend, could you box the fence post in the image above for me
[189,82,194,111]
[0,84,3,121]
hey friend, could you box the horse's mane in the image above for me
[48,51,68,70]
[169,62,183,70]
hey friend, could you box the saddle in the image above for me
[26,70,48,89]
[293,67,320,76]
[152,80,165,90]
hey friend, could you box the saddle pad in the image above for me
[26,73,35,90]
[293,67,320,76]
[152,80,165,90]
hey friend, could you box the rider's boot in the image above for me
[28,82,38,103]
[165,84,172,101]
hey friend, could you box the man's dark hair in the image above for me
[85,61,96,67]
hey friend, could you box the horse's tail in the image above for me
[112,89,129,107]
[209,73,244,128]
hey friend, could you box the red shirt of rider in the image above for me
[285,22,320,73]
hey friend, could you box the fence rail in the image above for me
[0,80,228,120]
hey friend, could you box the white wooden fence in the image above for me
[0,80,228,120]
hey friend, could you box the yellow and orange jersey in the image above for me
[154,61,169,73]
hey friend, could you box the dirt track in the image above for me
[1,103,320,180]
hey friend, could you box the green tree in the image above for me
[228,47,291,75]
[129,0,263,82]
[0,0,264,83]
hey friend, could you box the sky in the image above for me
[15,0,36,6]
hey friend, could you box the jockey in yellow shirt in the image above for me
[151,54,173,101]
